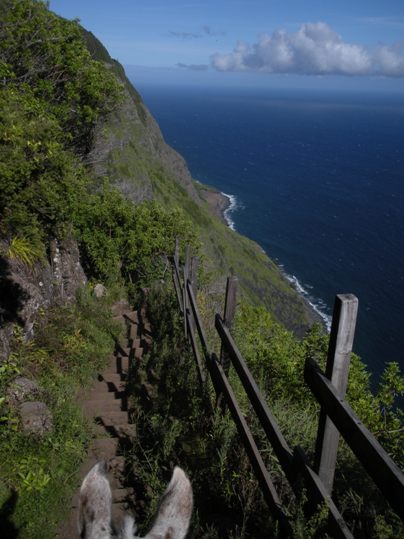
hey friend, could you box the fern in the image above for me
[7,236,43,266]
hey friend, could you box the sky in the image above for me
[50,0,404,91]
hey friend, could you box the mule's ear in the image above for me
[144,467,193,539]
[78,461,112,539]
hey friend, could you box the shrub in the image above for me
[0,286,119,538]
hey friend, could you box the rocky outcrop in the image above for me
[0,237,86,359]
[87,83,203,205]
[19,401,53,438]
[83,31,202,207]
[7,377,41,404]
[93,283,107,298]
[7,377,53,438]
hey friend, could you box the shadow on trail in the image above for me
[0,491,20,539]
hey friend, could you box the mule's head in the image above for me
[78,462,193,539]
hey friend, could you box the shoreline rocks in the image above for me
[198,186,231,225]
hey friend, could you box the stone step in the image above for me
[104,355,132,374]
[103,372,126,381]
[129,324,139,340]
[112,424,136,439]
[123,311,139,324]
[103,364,120,376]
[83,400,123,418]
[111,300,130,317]
[134,348,144,360]
[142,334,153,346]
[143,321,151,333]
[100,374,126,389]
[87,382,122,398]
[91,438,120,460]
[130,337,141,348]
[98,411,129,427]
[86,385,119,397]
[85,391,120,400]
[116,356,130,373]
[117,347,130,356]
[118,346,131,358]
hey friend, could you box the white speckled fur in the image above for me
[78,462,193,539]
[78,462,112,539]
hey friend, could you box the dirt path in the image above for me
[56,301,150,538]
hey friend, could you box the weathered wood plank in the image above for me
[186,281,210,360]
[183,246,190,337]
[173,257,182,301]
[174,237,179,267]
[216,315,354,538]
[186,308,206,384]
[305,358,404,521]
[173,269,183,313]
[220,277,238,375]
[208,352,293,537]
[189,257,199,336]
[216,314,295,481]
[293,448,354,539]
[190,257,199,297]
[314,294,359,494]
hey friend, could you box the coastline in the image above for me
[200,183,328,331]
[199,186,232,226]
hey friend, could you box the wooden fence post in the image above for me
[314,293,358,495]
[189,257,199,336]
[174,237,179,268]
[183,245,190,337]
[220,276,238,375]
[190,257,199,297]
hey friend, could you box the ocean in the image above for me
[134,82,404,384]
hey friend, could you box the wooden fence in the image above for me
[172,243,404,538]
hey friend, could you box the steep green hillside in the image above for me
[82,30,318,335]
[0,5,402,538]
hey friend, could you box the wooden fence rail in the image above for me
[305,358,404,520]
[172,248,404,537]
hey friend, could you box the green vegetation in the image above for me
[0,2,402,538]
[0,1,199,535]
[80,27,317,335]
[127,284,403,538]
[0,0,120,151]
[0,0,198,290]
[76,187,199,287]
[0,288,120,539]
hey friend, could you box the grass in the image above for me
[0,285,122,538]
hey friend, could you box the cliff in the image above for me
[82,29,319,336]
[0,6,318,355]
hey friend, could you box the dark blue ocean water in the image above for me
[135,83,404,383]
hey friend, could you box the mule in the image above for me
[78,461,193,539]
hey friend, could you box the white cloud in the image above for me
[177,62,209,71]
[373,44,404,77]
[211,22,404,77]
[169,25,225,40]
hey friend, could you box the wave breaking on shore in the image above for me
[221,192,238,231]
[283,272,332,332]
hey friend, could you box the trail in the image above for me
[57,301,151,538]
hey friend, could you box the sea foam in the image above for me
[284,272,332,332]
[221,192,238,231]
